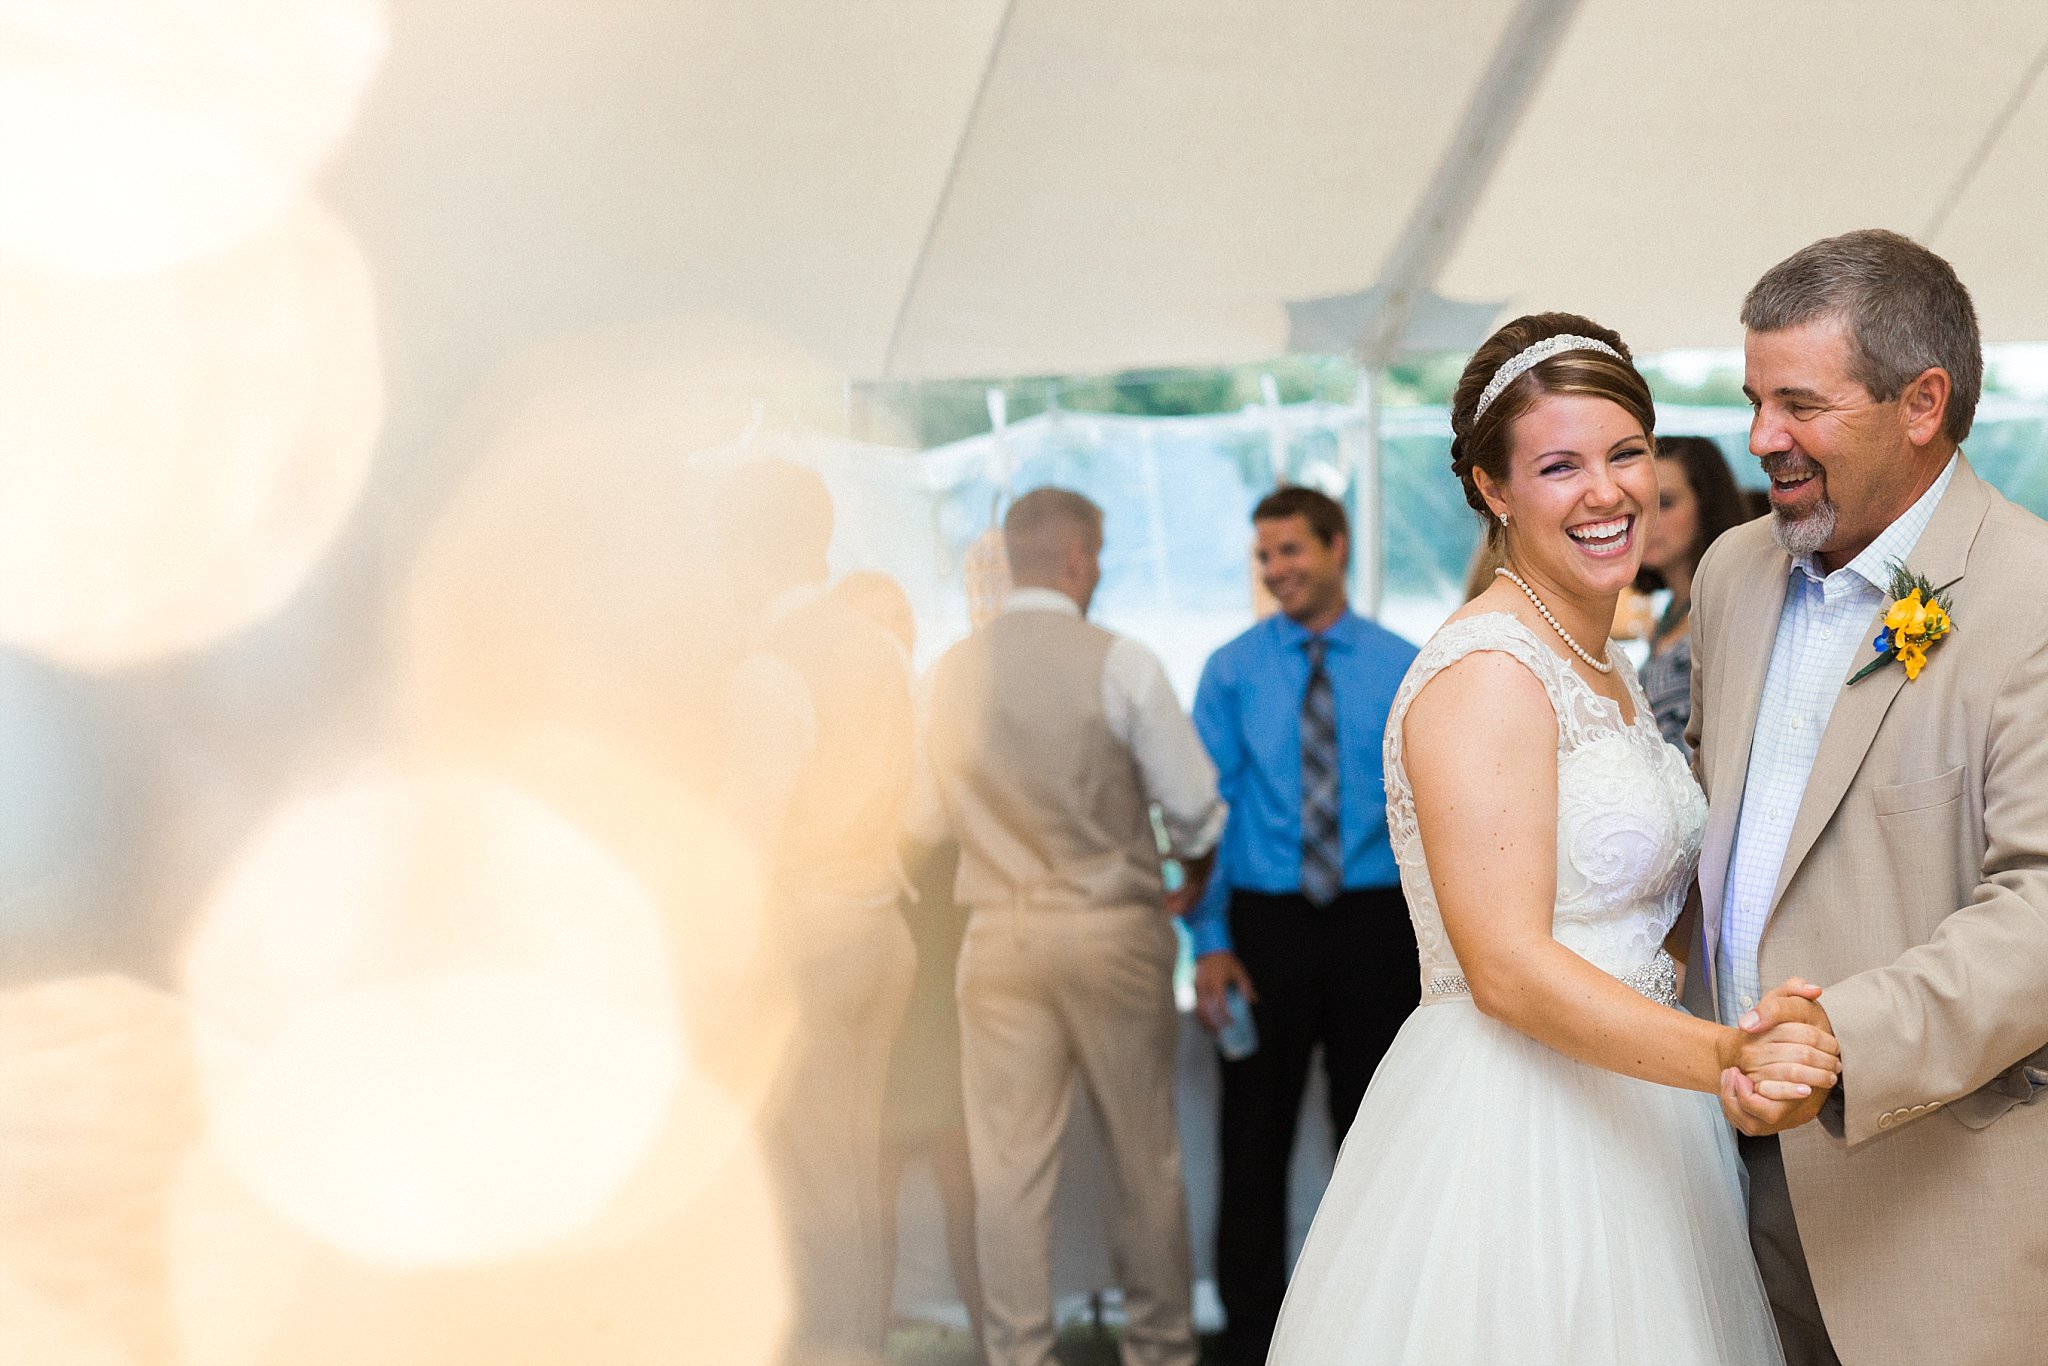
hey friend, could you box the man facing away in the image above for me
[1183,486,1419,1366]
[911,486,1226,1366]
[1689,228,2048,1366]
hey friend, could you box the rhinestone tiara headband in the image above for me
[1472,334,1625,422]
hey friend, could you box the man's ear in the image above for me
[1899,366,1952,448]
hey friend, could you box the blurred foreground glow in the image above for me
[408,731,781,1056]
[183,770,682,1268]
[167,1116,792,1366]
[0,654,118,966]
[0,203,381,671]
[396,329,828,1114]
[0,976,202,1366]
[0,0,386,273]
[0,1269,134,1366]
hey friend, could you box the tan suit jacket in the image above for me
[1688,456,2048,1366]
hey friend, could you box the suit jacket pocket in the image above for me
[1872,764,1965,816]
[1872,765,1970,918]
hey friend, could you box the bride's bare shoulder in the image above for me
[1407,645,1551,720]
[1403,631,1558,761]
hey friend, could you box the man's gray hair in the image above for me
[1741,228,1981,444]
[1004,487,1103,580]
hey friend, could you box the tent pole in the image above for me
[1346,0,1578,624]
[879,0,1020,379]
[1353,368,1383,618]
[1260,372,1286,485]
[1354,0,1582,368]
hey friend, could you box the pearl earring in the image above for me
[1497,511,1510,526]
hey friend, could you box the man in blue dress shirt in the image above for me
[1184,486,1420,1366]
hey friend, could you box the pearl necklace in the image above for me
[1494,567,1613,674]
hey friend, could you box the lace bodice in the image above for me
[1384,613,1706,1002]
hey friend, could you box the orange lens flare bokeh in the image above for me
[0,0,386,274]
[0,203,382,671]
[182,769,683,1270]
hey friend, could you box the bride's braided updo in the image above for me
[1449,313,1655,545]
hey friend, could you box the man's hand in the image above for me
[1192,949,1256,1033]
[1718,978,1839,1136]
[1163,852,1215,919]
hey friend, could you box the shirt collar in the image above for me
[1791,452,1960,595]
[1002,586,1083,618]
[1272,605,1361,651]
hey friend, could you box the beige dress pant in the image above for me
[761,892,918,1365]
[957,902,1196,1366]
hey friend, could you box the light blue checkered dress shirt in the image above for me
[1714,455,1959,1025]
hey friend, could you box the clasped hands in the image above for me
[1715,977,1840,1137]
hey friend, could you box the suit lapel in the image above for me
[1698,536,1791,976]
[1768,459,1992,911]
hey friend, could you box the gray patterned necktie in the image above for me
[1300,636,1342,907]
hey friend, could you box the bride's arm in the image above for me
[1404,650,1838,1097]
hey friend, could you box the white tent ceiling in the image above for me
[1436,3,2048,355]
[326,0,2048,385]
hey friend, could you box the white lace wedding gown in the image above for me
[1265,613,1783,1365]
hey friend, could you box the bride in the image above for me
[1264,314,1836,1365]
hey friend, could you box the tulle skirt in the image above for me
[1266,999,1784,1366]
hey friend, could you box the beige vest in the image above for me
[926,609,1163,913]
[760,593,916,901]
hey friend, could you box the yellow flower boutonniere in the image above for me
[1850,560,1958,685]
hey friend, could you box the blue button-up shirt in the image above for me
[1183,608,1418,956]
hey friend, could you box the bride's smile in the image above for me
[1476,391,1658,634]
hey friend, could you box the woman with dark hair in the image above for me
[1636,436,1750,755]
[1262,313,1836,1365]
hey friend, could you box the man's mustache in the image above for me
[1759,454,1823,482]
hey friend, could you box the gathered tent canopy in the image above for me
[330,0,2048,393]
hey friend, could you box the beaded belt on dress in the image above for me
[1422,948,1680,1009]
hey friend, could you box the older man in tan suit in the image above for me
[1683,229,2048,1366]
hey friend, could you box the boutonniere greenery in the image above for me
[1849,560,1958,685]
